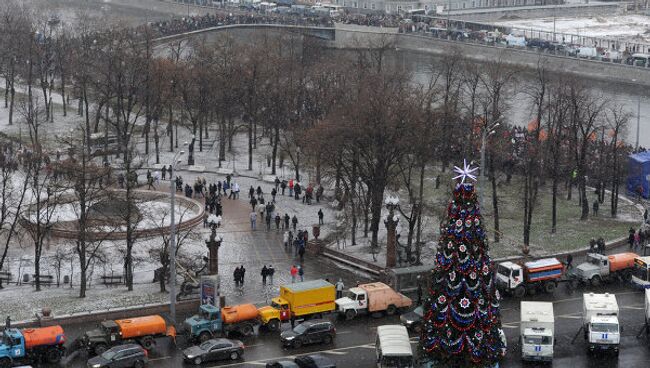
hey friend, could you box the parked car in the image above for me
[527,38,550,49]
[294,354,336,368]
[266,361,300,368]
[182,338,244,365]
[86,344,148,368]
[400,305,424,332]
[280,320,336,348]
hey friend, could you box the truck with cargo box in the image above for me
[520,301,554,362]
[496,258,565,298]
[335,282,412,320]
[258,279,336,331]
[573,252,637,286]
[582,293,620,354]
[79,315,176,355]
[184,303,260,342]
[0,325,66,367]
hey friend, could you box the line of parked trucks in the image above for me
[0,279,411,367]
[496,251,645,298]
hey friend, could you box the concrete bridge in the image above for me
[153,23,336,45]
[154,22,650,87]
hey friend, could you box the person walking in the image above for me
[298,243,305,263]
[298,265,304,282]
[283,231,289,249]
[335,279,344,299]
[289,179,294,196]
[147,176,155,190]
[240,265,246,285]
[284,213,290,230]
[597,237,605,255]
[250,211,257,230]
[249,185,255,199]
[318,209,324,225]
[233,266,241,287]
[292,215,298,231]
[265,212,272,231]
[293,236,300,257]
[566,253,573,270]
[281,180,287,196]
[275,213,281,230]
[250,196,258,211]
[592,200,599,216]
[261,265,268,285]
[271,188,277,203]
[161,166,167,180]
[268,265,275,284]
[290,265,298,283]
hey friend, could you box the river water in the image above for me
[394,50,650,148]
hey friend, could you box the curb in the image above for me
[11,299,200,329]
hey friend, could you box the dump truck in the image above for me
[184,303,260,342]
[79,315,176,355]
[573,252,638,286]
[335,282,412,320]
[520,301,554,362]
[257,279,336,331]
[582,293,620,355]
[496,258,565,298]
[0,325,66,367]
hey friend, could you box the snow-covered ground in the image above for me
[496,15,650,45]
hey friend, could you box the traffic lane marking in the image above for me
[205,342,375,367]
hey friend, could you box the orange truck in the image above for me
[573,252,638,286]
[80,315,176,355]
[184,304,261,342]
[0,325,66,367]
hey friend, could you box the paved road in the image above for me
[53,280,649,368]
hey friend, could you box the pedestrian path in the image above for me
[209,197,368,307]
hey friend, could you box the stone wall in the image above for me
[332,29,650,86]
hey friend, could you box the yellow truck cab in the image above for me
[258,280,336,331]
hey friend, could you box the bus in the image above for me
[632,256,650,289]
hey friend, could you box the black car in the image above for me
[400,305,424,332]
[294,354,336,368]
[86,344,148,368]
[280,320,336,348]
[182,338,244,365]
[266,361,300,368]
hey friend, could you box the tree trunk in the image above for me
[248,119,253,171]
[489,157,500,243]
[271,126,279,175]
[551,177,558,233]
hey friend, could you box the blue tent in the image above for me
[627,151,650,199]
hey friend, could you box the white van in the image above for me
[376,325,413,368]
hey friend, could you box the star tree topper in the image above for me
[452,159,478,183]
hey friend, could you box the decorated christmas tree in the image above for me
[421,160,505,367]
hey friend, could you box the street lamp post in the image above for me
[205,214,223,275]
[384,195,400,269]
[632,79,641,151]
[479,121,500,207]
[169,149,186,325]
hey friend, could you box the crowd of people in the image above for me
[149,11,334,37]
